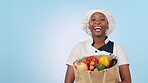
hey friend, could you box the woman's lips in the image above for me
[94,27,102,32]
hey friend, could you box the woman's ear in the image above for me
[89,26,91,29]
[88,21,91,29]
[107,25,109,29]
[106,21,109,29]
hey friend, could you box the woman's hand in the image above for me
[118,64,131,83]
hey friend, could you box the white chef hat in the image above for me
[81,8,115,36]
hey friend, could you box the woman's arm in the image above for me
[118,64,131,83]
[65,65,75,83]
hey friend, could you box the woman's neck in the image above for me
[92,36,106,49]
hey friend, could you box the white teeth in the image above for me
[94,27,102,30]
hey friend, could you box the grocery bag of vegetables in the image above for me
[73,55,119,83]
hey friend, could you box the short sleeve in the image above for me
[116,45,129,66]
[66,44,82,66]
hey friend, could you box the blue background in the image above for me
[0,0,147,83]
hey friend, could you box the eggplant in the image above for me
[108,58,117,68]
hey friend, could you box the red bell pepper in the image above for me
[86,56,99,66]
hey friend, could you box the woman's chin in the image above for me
[92,32,105,37]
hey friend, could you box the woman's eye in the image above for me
[91,19,95,21]
[100,19,105,21]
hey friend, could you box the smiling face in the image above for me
[89,12,108,37]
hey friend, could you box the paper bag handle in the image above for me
[87,71,93,83]
[103,69,107,83]
[87,69,107,83]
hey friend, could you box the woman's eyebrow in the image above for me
[91,16,105,18]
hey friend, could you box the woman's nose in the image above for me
[95,21,101,25]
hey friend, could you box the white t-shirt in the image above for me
[66,38,129,66]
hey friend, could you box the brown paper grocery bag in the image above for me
[73,55,120,83]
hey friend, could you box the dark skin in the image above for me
[65,66,75,83]
[65,12,131,83]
